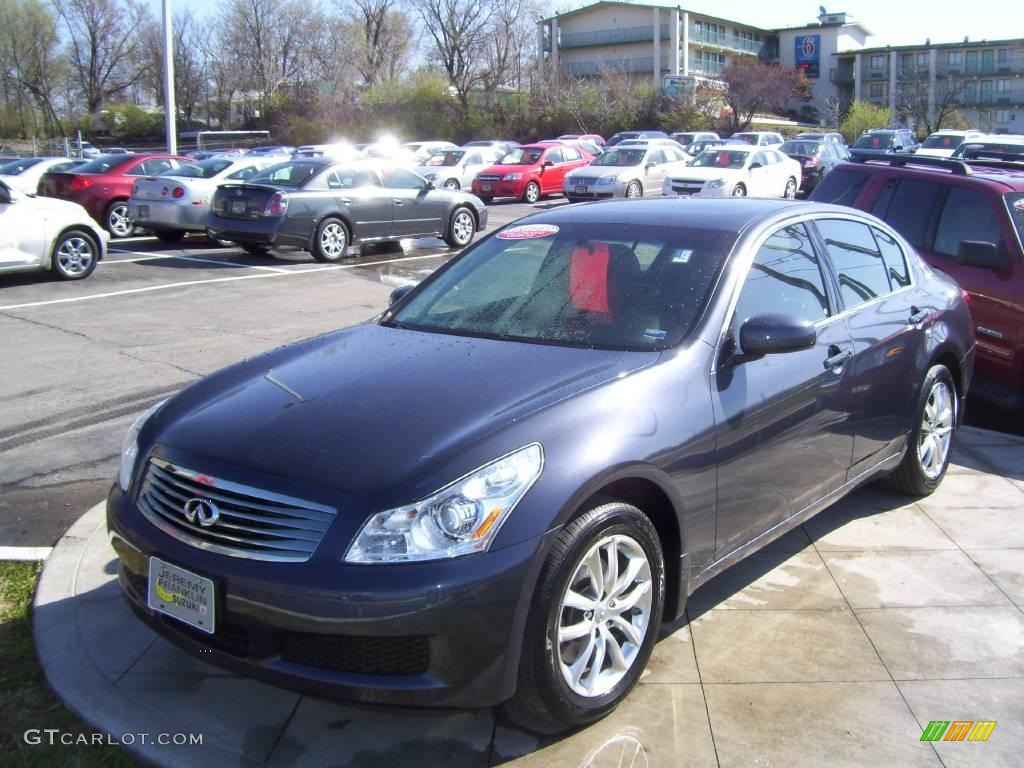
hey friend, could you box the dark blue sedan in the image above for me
[108,198,974,729]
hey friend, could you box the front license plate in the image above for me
[147,556,215,634]
[231,200,246,214]
[481,184,492,193]
[135,205,149,219]
[575,185,587,195]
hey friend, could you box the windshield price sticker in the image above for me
[497,224,560,240]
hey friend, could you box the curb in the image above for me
[32,501,262,768]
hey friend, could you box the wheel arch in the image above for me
[930,346,965,426]
[48,224,101,271]
[307,211,353,251]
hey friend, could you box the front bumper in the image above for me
[563,179,624,201]
[129,200,208,231]
[471,180,524,199]
[662,185,728,198]
[107,483,548,708]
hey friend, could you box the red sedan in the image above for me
[471,142,593,204]
[40,153,188,237]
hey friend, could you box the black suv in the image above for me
[850,129,919,156]
[810,153,1024,408]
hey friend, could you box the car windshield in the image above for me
[691,150,748,169]
[386,221,737,351]
[592,149,646,167]
[162,159,234,178]
[74,156,131,174]
[854,134,893,149]
[424,151,465,167]
[0,158,45,174]
[499,148,544,165]
[780,141,820,156]
[249,161,321,186]
[921,134,964,149]
[731,134,758,144]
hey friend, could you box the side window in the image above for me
[872,178,944,249]
[145,159,173,175]
[381,167,426,190]
[816,218,892,309]
[545,148,565,164]
[872,227,911,288]
[933,186,1003,259]
[734,223,831,332]
[647,150,664,165]
[563,147,581,162]
[752,152,768,167]
[226,165,260,181]
[466,153,482,165]
[325,171,344,190]
[809,168,869,206]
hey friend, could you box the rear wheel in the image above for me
[312,217,349,262]
[105,201,133,238]
[443,207,476,248]
[154,229,186,243]
[523,181,541,204]
[240,242,270,256]
[508,500,665,731]
[731,184,746,197]
[783,177,797,199]
[51,230,98,280]
[886,364,956,496]
[443,178,460,190]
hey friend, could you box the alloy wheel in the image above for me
[319,222,347,259]
[784,178,797,198]
[918,380,954,480]
[108,204,132,237]
[626,182,642,199]
[524,183,540,204]
[451,210,474,246]
[556,533,653,698]
[56,236,94,276]
[444,179,460,190]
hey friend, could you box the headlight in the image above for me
[503,173,522,181]
[345,443,543,564]
[117,400,166,491]
[597,175,618,185]
[707,178,727,189]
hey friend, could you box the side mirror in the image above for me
[749,162,763,169]
[645,162,656,171]
[389,284,415,305]
[543,159,554,167]
[424,180,434,191]
[956,240,1008,269]
[738,313,817,359]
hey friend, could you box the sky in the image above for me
[163,0,1019,48]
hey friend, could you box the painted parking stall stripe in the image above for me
[108,249,291,273]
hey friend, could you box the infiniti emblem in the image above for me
[183,498,220,528]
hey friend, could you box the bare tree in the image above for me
[340,0,414,87]
[0,0,64,135]
[822,95,847,128]
[409,0,494,111]
[720,56,811,132]
[53,0,153,113]
[480,0,535,94]
[896,66,969,135]
[139,9,211,126]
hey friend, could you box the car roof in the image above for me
[842,156,1024,191]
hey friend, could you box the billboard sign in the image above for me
[795,34,820,79]
[663,75,697,99]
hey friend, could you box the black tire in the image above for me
[104,200,134,238]
[311,217,349,262]
[154,229,186,243]
[523,181,541,204]
[507,500,665,731]
[479,195,494,204]
[625,181,642,199]
[240,242,270,256]
[443,178,460,190]
[731,183,746,197]
[886,364,957,496]
[443,206,476,248]
[784,177,797,199]
[51,229,99,280]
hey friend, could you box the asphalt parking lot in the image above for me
[0,198,559,549]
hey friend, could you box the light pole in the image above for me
[162,0,177,153]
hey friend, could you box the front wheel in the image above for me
[731,183,746,197]
[443,207,476,248]
[508,500,665,731]
[625,181,642,199]
[105,201,134,238]
[886,364,957,496]
[523,181,541,204]
[312,217,349,262]
[783,177,797,199]
[51,230,99,280]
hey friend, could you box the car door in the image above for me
[0,185,46,269]
[540,148,565,193]
[327,168,393,241]
[811,218,927,477]
[384,167,447,237]
[642,150,667,195]
[460,152,487,189]
[748,151,772,196]
[712,221,855,558]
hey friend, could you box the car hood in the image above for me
[16,190,93,216]
[565,165,639,180]
[151,324,659,497]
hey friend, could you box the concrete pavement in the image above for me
[33,426,1024,767]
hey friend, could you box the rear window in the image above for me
[933,186,1004,259]
[921,134,964,149]
[74,156,133,174]
[871,178,944,249]
[164,159,234,178]
[809,168,869,206]
[853,134,893,149]
[0,158,44,174]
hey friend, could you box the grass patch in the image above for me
[0,561,136,767]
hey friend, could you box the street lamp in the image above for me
[162,0,177,153]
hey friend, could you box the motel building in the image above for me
[537,1,1023,131]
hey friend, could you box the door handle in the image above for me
[393,199,404,205]
[824,345,852,369]
[909,305,929,324]
[337,197,351,205]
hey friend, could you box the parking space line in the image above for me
[108,249,290,273]
[0,253,445,311]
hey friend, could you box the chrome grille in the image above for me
[669,178,706,195]
[476,174,501,182]
[137,458,336,562]
[571,177,599,185]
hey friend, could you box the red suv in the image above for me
[811,154,1024,407]
[40,153,187,237]
[471,142,592,204]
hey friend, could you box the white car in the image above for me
[663,146,801,199]
[0,179,108,280]
[916,129,986,158]
[127,156,278,242]
[0,157,86,194]
[403,141,459,162]
[728,131,785,147]
[564,143,692,201]
[414,147,499,190]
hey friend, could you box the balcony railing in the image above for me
[559,24,670,50]
[831,68,855,84]
[691,61,726,76]
[566,57,661,76]
[689,27,774,57]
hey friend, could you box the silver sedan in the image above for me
[563,144,692,202]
